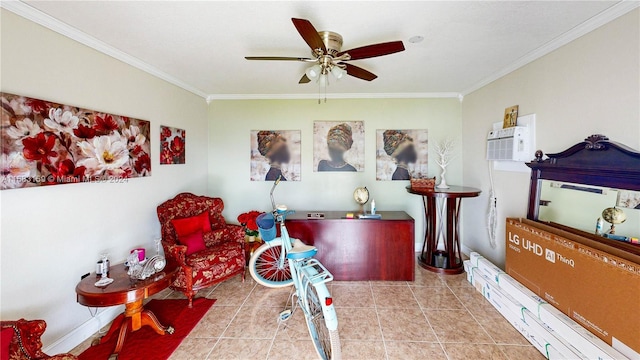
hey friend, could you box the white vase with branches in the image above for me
[433,138,455,189]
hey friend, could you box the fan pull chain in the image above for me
[323,75,328,103]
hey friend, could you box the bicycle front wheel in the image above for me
[304,282,341,360]
[248,239,293,288]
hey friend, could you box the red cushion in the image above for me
[178,231,207,256]
[1,327,13,360]
[171,212,211,237]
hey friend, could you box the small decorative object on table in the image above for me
[238,210,264,242]
[96,253,110,276]
[127,250,166,280]
[353,186,369,214]
[433,138,456,189]
[601,206,626,234]
[410,177,435,191]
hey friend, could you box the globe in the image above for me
[353,187,369,214]
[602,206,626,234]
[353,187,369,205]
[602,207,626,224]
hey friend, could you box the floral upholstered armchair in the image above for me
[157,193,245,307]
[0,319,78,360]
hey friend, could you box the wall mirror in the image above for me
[527,135,640,253]
[537,180,640,235]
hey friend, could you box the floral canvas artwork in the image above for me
[160,126,186,165]
[250,130,301,181]
[1,92,151,190]
[376,129,428,181]
[313,121,365,172]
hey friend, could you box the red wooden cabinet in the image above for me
[282,211,415,281]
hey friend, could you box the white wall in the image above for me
[0,10,209,349]
[461,9,640,267]
[208,98,463,246]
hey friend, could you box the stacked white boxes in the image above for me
[464,253,628,360]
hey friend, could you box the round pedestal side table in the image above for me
[76,263,178,360]
[407,185,481,274]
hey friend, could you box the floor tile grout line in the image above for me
[408,282,451,360]
[448,281,499,344]
[264,285,296,360]
[206,278,258,360]
[370,281,393,360]
[444,276,516,359]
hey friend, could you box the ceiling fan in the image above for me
[245,18,405,85]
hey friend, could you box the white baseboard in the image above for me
[461,244,471,257]
[43,305,123,354]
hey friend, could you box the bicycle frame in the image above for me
[271,210,338,331]
[251,177,341,359]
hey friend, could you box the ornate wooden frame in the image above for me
[526,134,640,253]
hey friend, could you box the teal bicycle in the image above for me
[249,177,341,360]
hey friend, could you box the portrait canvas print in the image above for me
[160,126,186,165]
[313,121,365,172]
[617,190,640,210]
[1,92,151,190]
[376,129,428,181]
[250,130,301,181]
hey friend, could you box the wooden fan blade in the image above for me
[299,74,311,84]
[338,41,405,60]
[344,63,378,81]
[291,18,326,53]
[245,56,312,61]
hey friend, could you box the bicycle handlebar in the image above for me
[269,175,282,210]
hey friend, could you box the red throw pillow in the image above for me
[1,327,14,360]
[178,231,206,256]
[171,212,211,237]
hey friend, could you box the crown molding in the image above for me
[206,92,461,102]
[461,0,640,96]
[0,0,209,99]
[3,0,636,101]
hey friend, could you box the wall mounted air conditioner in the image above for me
[486,126,530,161]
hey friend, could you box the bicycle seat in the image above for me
[287,238,318,260]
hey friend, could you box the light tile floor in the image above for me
[71,262,545,360]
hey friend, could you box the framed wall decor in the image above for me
[313,121,364,172]
[1,92,151,190]
[503,105,519,128]
[376,129,428,181]
[160,126,186,165]
[250,130,301,181]
[617,190,640,210]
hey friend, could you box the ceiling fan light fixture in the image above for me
[305,64,322,79]
[331,66,346,80]
[318,73,329,87]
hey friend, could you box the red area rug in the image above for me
[79,298,214,360]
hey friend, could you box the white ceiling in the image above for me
[6,1,638,99]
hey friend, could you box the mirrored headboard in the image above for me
[526,134,640,254]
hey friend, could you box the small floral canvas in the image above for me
[160,126,185,165]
